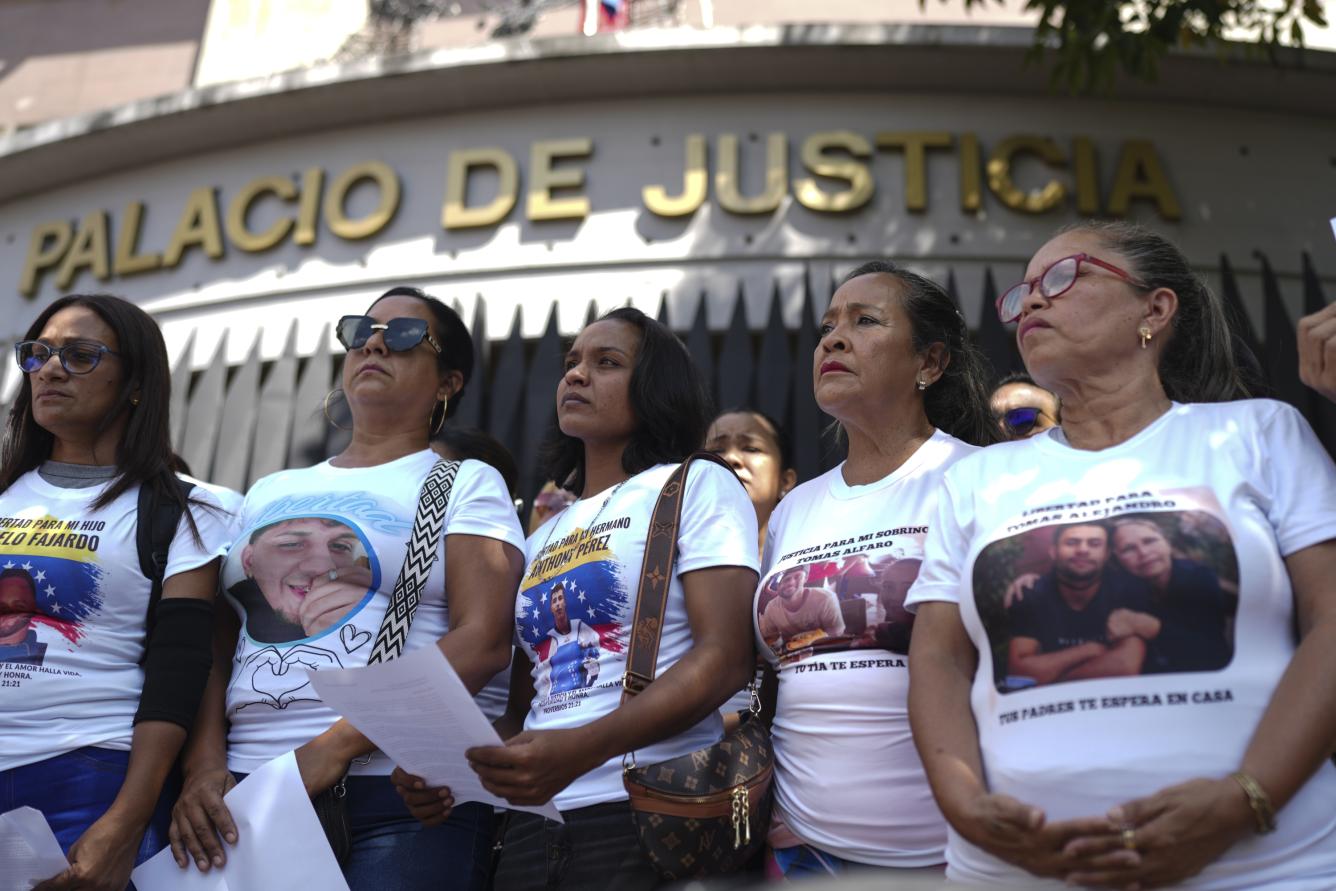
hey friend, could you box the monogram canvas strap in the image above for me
[368,459,460,664]
[621,451,736,701]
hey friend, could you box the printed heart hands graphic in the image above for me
[238,645,345,710]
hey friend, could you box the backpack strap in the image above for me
[137,477,195,640]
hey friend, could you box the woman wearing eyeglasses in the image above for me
[907,221,1336,888]
[169,287,525,890]
[0,295,233,890]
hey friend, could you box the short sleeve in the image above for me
[1256,402,1336,556]
[675,460,760,576]
[164,486,239,579]
[903,470,971,611]
[441,460,527,554]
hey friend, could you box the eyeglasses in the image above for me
[336,315,441,354]
[1001,406,1042,437]
[15,340,119,375]
[997,253,1148,325]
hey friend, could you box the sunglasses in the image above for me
[15,340,119,375]
[1001,406,1043,437]
[997,253,1148,325]
[336,315,441,354]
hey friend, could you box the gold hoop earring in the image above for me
[430,397,447,436]
[323,388,351,432]
[1139,326,1152,350]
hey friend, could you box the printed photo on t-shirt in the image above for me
[516,515,632,713]
[759,535,924,664]
[0,517,104,676]
[225,515,378,645]
[972,490,1239,694]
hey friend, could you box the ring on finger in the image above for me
[1121,827,1137,851]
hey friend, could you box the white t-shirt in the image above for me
[0,472,234,770]
[516,461,759,811]
[905,400,1336,889]
[758,429,973,866]
[221,451,525,775]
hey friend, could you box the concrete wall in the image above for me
[0,0,210,132]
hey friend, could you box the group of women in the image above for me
[1,219,1334,891]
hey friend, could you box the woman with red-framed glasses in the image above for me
[906,221,1336,889]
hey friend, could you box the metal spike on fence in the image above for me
[489,305,526,460]
[453,297,486,429]
[585,299,600,328]
[180,332,228,480]
[1257,251,1307,411]
[945,269,962,311]
[521,303,562,500]
[211,331,263,492]
[973,266,1022,382]
[1219,254,1265,362]
[250,320,300,484]
[755,280,791,422]
[717,282,753,410]
[686,290,715,392]
[791,271,823,481]
[288,323,333,469]
[168,329,196,453]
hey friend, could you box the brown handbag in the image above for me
[620,451,774,881]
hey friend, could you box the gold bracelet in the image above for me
[1230,771,1277,834]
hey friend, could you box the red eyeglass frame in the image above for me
[997,252,1149,324]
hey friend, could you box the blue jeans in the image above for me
[493,800,660,890]
[0,747,175,883]
[235,772,494,891]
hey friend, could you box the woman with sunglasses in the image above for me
[0,295,233,891]
[395,307,759,889]
[907,221,1336,888]
[989,372,1060,441]
[747,261,994,881]
[169,287,525,890]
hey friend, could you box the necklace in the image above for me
[537,478,628,558]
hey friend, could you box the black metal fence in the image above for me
[159,253,1334,504]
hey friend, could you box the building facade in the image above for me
[1,3,1334,498]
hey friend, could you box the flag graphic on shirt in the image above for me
[517,525,630,698]
[0,514,103,647]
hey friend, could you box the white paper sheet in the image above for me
[131,750,349,891]
[0,806,69,891]
[309,644,563,822]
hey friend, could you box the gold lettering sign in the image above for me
[794,131,873,214]
[716,133,786,214]
[56,210,111,290]
[20,221,74,297]
[527,138,592,222]
[113,201,162,277]
[163,187,225,268]
[1107,140,1182,220]
[643,134,707,218]
[324,161,400,240]
[876,131,952,213]
[226,175,298,253]
[294,167,324,247]
[444,147,519,229]
[987,136,1067,214]
[13,133,1184,297]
